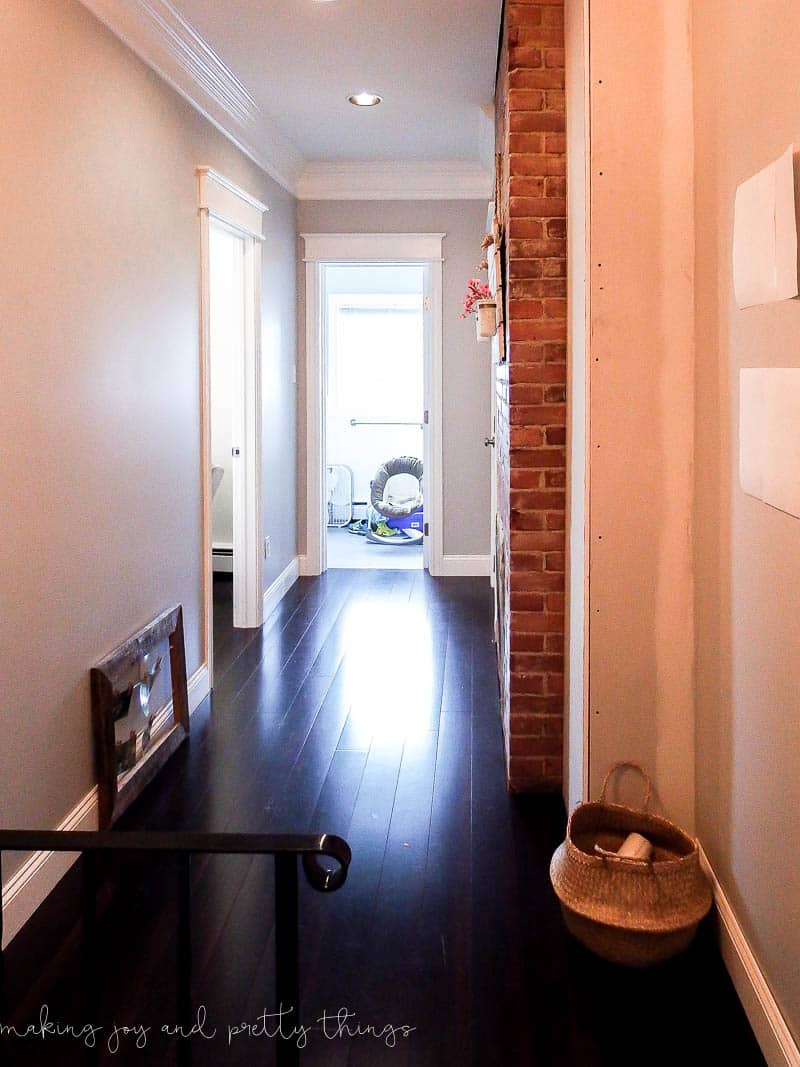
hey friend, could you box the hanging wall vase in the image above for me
[476,300,497,340]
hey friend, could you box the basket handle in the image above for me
[599,761,652,811]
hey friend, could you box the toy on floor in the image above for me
[365,456,424,546]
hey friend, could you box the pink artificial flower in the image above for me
[460,278,493,317]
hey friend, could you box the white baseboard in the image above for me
[700,846,799,1067]
[263,557,300,620]
[437,554,492,577]
[1,662,210,949]
[298,554,317,576]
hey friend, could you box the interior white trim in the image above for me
[79,0,304,192]
[262,557,300,622]
[302,233,445,577]
[700,847,799,1067]
[1,663,210,949]
[296,161,493,201]
[198,168,267,659]
[197,167,268,238]
[302,233,446,263]
[438,554,493,577]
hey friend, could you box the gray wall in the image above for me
[296,200,492,558]
[693,0,800,1040]
[0,0,296,862]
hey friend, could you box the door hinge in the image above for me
[424,409,429,425]
[423,296,431,311]
[424,522,429,536]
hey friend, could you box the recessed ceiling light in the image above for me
[348,91,382,107]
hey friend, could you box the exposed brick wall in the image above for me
[495,0,566,792]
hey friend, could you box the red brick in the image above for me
[511,153,566,176]
[509,531,564,552]
[509,176,546,198]
[509,670,546,694]
[512,632,546,653]
[545,48,565,68]
[510,321,565,344]
[541,6,564,26]
[509,110,565,133]
[511,652,563,674]
[509,382,544,404]
[508,426,545,448]
[509,70,565,91]
[509,735,562,758]
[542,257,567,277]
[510,570,563,592]
[544,384,566,403]
[507,254,544,275]
[545,132,566,153]
[509,238,565,258]
[511,490,565,510]
[509,403,566,426]
[508,45,542,68]
[508,88,545,111]
[510,509,546,531]
[510,362,567,384]
[543,298,567,319]
[510,278,566,299]
[515,27,565,48]
[545,176,567,197]
[510,196,567,218]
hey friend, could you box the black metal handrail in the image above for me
[0,830,352,1067]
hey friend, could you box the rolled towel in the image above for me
[617,832,653,861]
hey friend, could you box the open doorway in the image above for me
[302,231,444,577]
[197,168,267,684]
[324,265,425,570]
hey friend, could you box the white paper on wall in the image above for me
[732,144,798,308]
[739,368,800,517]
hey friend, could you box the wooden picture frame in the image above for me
[90,605,190,829]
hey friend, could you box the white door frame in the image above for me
[301,233,445,576]
[197,167,268,682]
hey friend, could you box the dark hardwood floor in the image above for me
[3,570,764,1066]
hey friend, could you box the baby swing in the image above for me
[351,456,424,546]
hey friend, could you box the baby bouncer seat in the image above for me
[366,455,424,546]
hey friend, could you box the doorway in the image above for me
[302,232,445,576]
[198,168,267,683]
[324,265,425,571]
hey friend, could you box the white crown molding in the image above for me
[79,0,304,193]
[197,166,268,238]
[296,161,493,201]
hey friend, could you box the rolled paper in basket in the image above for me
[617,832,653,861]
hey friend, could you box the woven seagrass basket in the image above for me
[550,762,712,967]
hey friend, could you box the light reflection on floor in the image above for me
[338,594,437,743]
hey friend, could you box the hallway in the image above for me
[4,572,761,1065]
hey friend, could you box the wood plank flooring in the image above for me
[2,570,764,1066]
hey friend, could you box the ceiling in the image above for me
[174,0,501,164]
